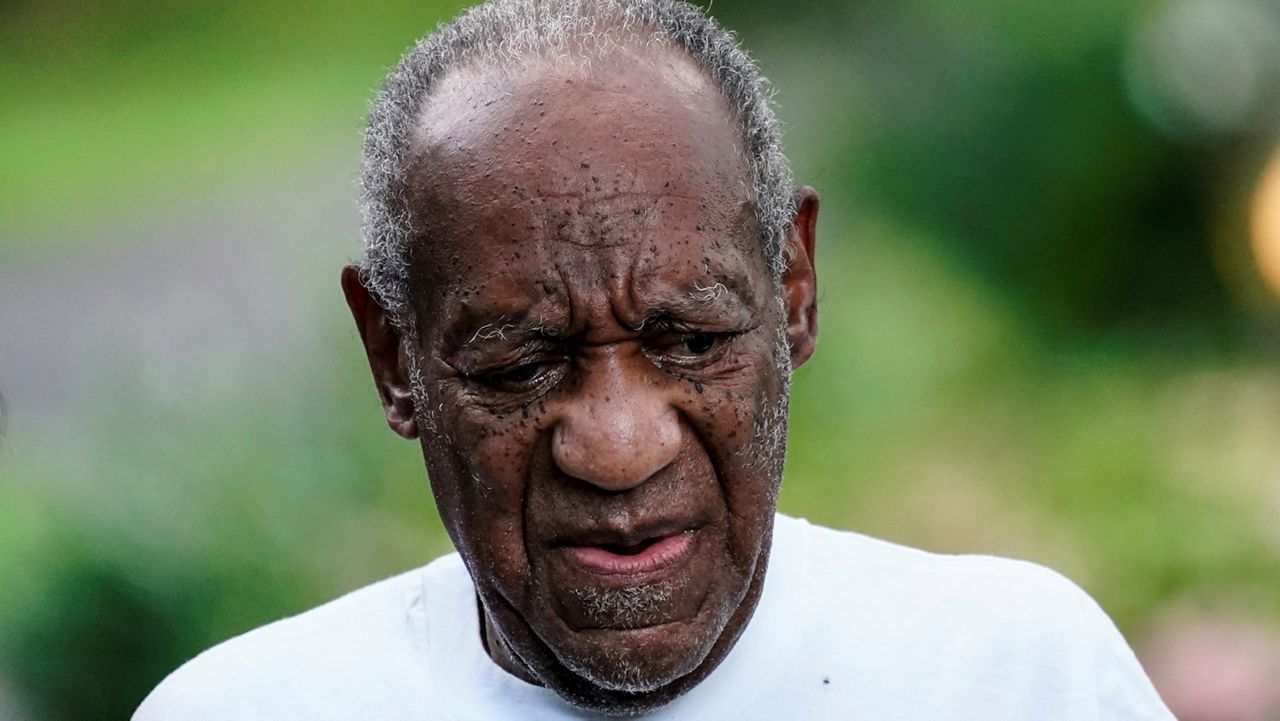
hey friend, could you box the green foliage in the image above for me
[2,0,1278,718]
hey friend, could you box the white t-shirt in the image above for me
[134,514,1174,720]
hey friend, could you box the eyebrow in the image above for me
[445,275,756,352]
[636,280,753,327]
[451,314,559,349]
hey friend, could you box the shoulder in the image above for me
[783,514,1105,643]
[778,513,1091,612]
[773,515,1174,718]
[133,555,467,720]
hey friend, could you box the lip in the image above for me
[564,530,696,576]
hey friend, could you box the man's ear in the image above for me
[781,187,819,369]
[341,265,419,439]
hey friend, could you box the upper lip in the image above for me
[553,518,697,548]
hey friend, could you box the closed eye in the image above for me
[492,364,542,384]
[466,359,563,393]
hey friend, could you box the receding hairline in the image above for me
[358,0,795,331]
[412,32,739,146]
[405,40,754,208]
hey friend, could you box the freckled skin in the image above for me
[342,42,820,715]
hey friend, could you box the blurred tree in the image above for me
[705,0,1236,337]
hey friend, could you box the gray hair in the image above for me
[358,0,795,328]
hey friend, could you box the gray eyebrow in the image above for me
[690,280,729,303]
[468,321,516,344]
[450,277,754,349]
[453,311,564,349]
[461,318,535,347]
[629,280,754,329]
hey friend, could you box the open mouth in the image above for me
[599,538,662,555]
[566,530,695,577]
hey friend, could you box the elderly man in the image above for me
[136,1,1175,718]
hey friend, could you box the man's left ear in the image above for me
[782,187,819,369]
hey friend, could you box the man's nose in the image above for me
[550,359,682,492]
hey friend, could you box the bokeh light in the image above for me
[1126,0,1280,137]
[1251,147,1280,296]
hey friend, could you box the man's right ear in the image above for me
[341,265,419,439]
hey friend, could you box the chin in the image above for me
[516,571,757,717]
[517,605,717,709]
[543,652,703,718]
[560,621,717,690]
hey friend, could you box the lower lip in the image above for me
[566,531,695,576]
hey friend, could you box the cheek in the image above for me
[432,382,545,479]
[684,381,757,456]
[693,329,785,450]
[678,336,787,536]
[425,386,550,588]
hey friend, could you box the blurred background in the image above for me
[2,0,1280,718]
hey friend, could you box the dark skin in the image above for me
[343,42,818,714]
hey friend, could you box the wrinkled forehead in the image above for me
[400,42,760,285]
[409,40,752,197]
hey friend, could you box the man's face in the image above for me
[345,43,818,714]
